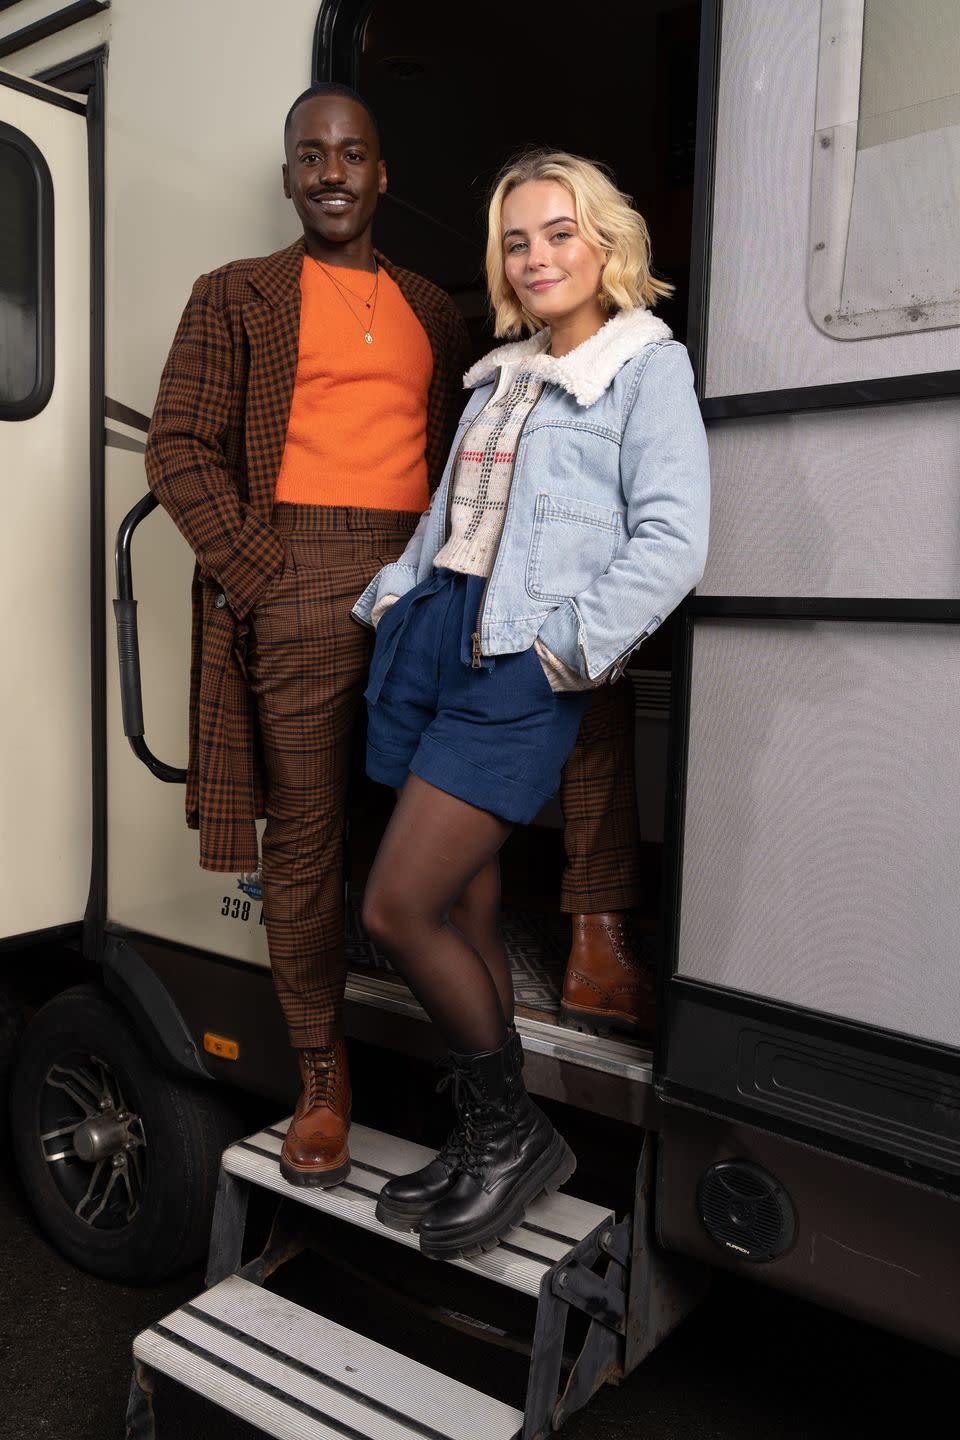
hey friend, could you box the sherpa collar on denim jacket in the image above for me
[462,306,672,408]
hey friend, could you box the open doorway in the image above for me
[339,0,702,1034]
[358,0,699,345]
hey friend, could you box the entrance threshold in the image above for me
[343,971,656,1127]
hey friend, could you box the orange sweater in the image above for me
[275,257,434,511]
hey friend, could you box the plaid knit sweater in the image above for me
[434,370,543,575]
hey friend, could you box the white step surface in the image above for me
[134,1274,523,1440]
[223,1121,613,1299]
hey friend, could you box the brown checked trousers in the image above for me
[560,679,641,916]
[247,504,420,1047]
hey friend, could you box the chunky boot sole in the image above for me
[559,1000,652,1042]
[279,1155,351,1189]
[418,1133,576,1261]
[375,1193,432,1233]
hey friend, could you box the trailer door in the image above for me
[658,2,960,1186]
[0,71,91,944]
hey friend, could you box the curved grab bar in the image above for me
[113,492,188,783]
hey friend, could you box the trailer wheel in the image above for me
[9,983,245,1283]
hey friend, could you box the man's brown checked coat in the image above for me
[146,238,471,872]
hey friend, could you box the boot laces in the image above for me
[608,918,631,970]
[456,1072,513,1181]
[302,1046,337,1109]
[434,1059,475,1168]
[605,916,652,979]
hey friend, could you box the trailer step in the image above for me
[223,1120,613,1298]
[133,1273,523,1440]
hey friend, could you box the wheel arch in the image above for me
[100,933,212,1082]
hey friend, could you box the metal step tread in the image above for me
[223,1121,613,1299]
[134,1273,523,1440]
[344,973,654,1084]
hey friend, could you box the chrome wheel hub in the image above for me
[40,1055,146,1227]
[73,1110,134,1163]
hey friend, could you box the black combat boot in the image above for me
[375,1053,475,1232]
[418,1031,576,1260]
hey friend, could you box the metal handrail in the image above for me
[113,491,188,783]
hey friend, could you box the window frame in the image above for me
[809,0,960,343]
[0,119,55,421]
[694,0,960,419]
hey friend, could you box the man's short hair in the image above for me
[284,82,381,151]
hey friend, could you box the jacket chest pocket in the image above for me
[525,492,622,604]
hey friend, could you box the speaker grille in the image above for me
[697,1160,795,1262]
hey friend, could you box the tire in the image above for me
[9,983,246,1283]
[0,982,28,1156]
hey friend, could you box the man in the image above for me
[147,82,652,1191]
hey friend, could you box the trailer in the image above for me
[1,0,959,1436]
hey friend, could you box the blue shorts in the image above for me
[365,570,589,824]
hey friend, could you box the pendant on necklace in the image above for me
[364,332,374,344]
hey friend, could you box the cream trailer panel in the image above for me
[0,73,90,941]
[103,0,321,962]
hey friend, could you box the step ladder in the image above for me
[127,1118,704,1439]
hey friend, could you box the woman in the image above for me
[352,150,709,1259]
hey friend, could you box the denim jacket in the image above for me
[352,307,710,681]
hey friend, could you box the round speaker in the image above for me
[697,1159,796,1262]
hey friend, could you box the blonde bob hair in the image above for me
[485,149,672,338]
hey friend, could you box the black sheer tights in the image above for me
[361,774,514,1055]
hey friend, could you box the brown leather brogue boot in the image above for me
[560,913,656,1041]
[279,1037,351,1188]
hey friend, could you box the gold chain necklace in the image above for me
[313,258,379,345]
